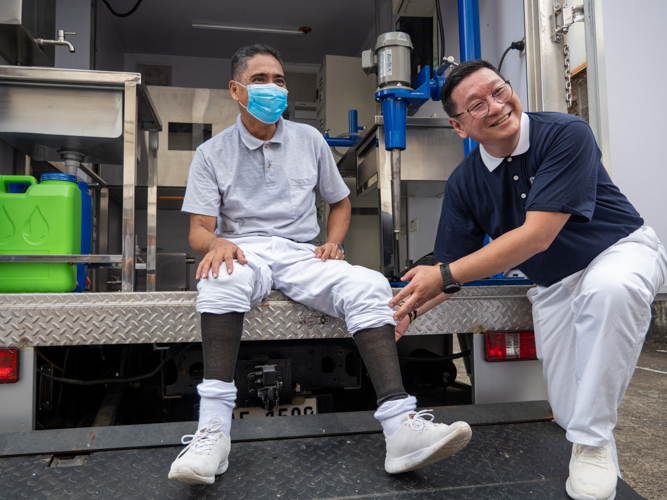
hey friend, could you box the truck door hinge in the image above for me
[553,3,585,43]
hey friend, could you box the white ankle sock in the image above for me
[374,396,417,436]
[197,378,237,436]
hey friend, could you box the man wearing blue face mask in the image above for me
[168,44,473,485]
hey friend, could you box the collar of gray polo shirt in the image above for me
[236,114,286,151]
[480,112,530,172]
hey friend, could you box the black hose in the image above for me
[101,0,144,17]
[498,46,512,74]
[435,0,446,67]
[37,345,191,386]
[498,39,525,73]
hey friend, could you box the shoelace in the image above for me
[407,409,435,430]
[575,445,608,469]
[177,417,224,458]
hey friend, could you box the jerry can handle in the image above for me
[1,176,37,190]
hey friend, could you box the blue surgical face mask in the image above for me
[235,82,288,124]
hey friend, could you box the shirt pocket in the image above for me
[288,176,317,217]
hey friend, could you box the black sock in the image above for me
[200,312,245,382]
[354,324,409,406]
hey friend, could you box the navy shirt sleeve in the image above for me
[525,119,599,223]
[433,173,486,263]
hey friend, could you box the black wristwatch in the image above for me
[439,263,462,295]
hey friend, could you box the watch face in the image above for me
[443,283,461,294]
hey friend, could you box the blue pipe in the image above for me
[348,110,359,134]
[458,0,481,155]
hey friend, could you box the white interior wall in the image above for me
[54,0,93,69]
[124,53,232,89]
[601,0,667,247]
[479,0,527,108]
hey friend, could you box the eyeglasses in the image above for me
[451,81,513,119]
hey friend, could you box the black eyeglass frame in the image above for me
[451,80,514,119]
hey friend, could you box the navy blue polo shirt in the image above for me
[434,112,643,287]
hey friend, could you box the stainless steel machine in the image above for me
[338,116,464,276]
[0,65,162,292]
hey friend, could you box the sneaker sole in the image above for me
[168,460,229,485]
[565,478,616,500]
[385,422,472,474]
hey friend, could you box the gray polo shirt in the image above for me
[182,115,350,242]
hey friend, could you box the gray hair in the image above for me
[231,44,284,81]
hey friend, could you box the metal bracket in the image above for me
[553,3,585,42]
[247,365,283,411]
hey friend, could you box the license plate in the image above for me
[232,397,318,420]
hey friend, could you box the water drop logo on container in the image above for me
[0,206,15,244]
[23,206,50,244]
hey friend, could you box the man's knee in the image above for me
[197,263,257,312]
[349,267,392,301]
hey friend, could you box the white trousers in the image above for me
[196,236,397,334]
[527,226,667,468]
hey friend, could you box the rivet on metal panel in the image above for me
[19,337,30,348]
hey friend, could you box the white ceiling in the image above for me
[102,0,379,64]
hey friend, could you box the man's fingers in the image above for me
[210,256,223,278]
[223,255,234,275]
[314,247,322,258]
[320,247,331,262]
[235,247,248,265]
[394,316,410,342]
[196,261,205,280]
[199,259,211,280]
[393,302,414,322]
[401,268,418,281]
[389,285,412,307]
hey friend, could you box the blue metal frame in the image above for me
[458,0,481,156]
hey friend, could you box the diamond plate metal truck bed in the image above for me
[0,286,534,347]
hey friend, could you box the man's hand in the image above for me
[197,238,248,279]
[389,265,443,321]
[394,315,410,341]
[314,242,345,262]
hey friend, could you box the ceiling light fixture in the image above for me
[192,23,312,36]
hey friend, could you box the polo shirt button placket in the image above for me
[264,147,275,184]
[521,193,526,199]
[513,175,519,181]
[507,157,512,162]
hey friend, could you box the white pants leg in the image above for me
[196,235,396,333]
[269,237,397,334]
[195,237,274,314]
[528,226,667,472]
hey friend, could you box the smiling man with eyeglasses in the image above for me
[390,59,667,500]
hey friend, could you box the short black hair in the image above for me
[441,59,505,117]
[230,44,284,81]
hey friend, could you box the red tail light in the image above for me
[485,331,537,362]
[0,348,19,383]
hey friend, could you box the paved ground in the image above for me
[616,341,667,500]
[452,337,667,500]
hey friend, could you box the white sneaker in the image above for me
[384,409,472,474]
[566,443,617,500]
[168,417,231,484]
